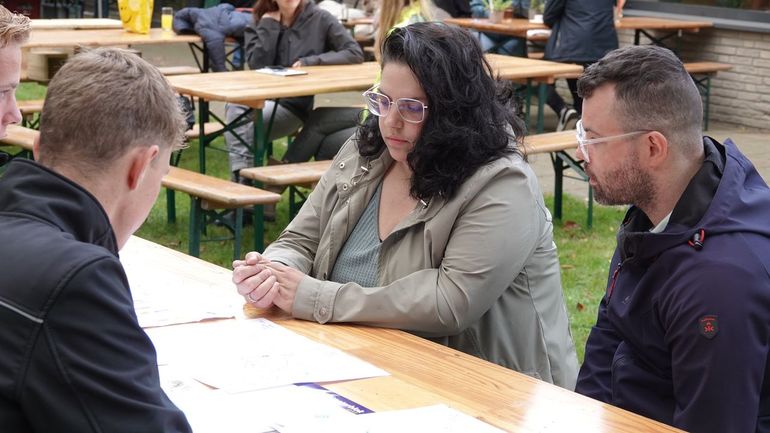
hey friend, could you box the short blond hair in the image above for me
[0,5,30,48]
[37,48,187,171]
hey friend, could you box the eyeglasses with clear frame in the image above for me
[362,86,428,124]
[575,119,651,163]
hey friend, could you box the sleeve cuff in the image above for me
[293,276,342,324]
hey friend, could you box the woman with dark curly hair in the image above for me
[232,22,578,389]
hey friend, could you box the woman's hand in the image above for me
[232,251,279,308]
[291,60,302,68]
[265,262,304,314]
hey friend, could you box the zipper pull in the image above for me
[608,262,622,300]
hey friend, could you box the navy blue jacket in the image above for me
[543,0,618,63]
[576,137,770,432]
[0,159,191,433]
[174,3,252,72]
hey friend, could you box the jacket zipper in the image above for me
[607,262,622,300]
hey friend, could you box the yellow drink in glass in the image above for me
[161,7,173,31]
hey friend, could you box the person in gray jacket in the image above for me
[233,22,578,389]
[225,0,363,182]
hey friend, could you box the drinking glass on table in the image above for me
[162,7,174,32]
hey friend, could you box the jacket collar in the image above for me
[335,142,447,228]
[616,136,769,262]
[288,1,317,29]
[0,159,118,255]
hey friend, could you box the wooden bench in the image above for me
[684,61,732,130]
[157,66,202,76]
[240,160,332,218]
[0,125,281,258]
[18,99,45,129]
[14,98,223,136]
[1,124,36,152]
[0,124,35,162]
[184,122,225,140]
[163,167,281,258]
[523,129,592,227]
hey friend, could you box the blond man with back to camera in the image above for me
[0,12,193,431]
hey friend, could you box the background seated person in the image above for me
[233,22,579,389]
[225,0,364,183]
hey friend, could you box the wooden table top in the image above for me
[30,18,124,30]
[166,56,581,106]
[485,53,582,83]
[343,17,374,29]
[615,16,713,31]
[167,62,380,107]
[23,28,201,49]
[446,16,713,37]
[444,17,547,37]
[121,236,684,432]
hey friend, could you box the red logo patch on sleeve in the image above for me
[699,315,719,339]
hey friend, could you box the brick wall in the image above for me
[617,28,770,132]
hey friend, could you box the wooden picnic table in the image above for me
[30,18,124,31]
[446,16,713,52]
[23,28,202,49]
[121,235,685,433]
[166,56,581,173]
[22,28,209,75]
[444,17,547,38]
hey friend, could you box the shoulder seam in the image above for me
[0,298,44,323]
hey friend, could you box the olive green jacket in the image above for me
[264,139,579,389]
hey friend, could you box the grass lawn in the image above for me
[11,83,625,363]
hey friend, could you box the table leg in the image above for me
[524,79,532,129]
[234,207,243,260]
[198,99,210,173]
[253,204,265,253]
[189,197,202,257]
[252,108,266,168]
[537,82,547,134]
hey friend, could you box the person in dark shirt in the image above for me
[0,15,192,431]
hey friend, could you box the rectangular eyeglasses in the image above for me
[362,86,428,124]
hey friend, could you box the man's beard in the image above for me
[586,153,655,210]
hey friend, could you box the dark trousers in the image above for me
[546,61,595,116]
[282,107,361,163]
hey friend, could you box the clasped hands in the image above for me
[232,251,304,313]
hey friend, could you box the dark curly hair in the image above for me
[357,22,524,201]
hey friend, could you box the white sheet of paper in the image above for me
[147,318,389,392]
[255,67,308,76]
[161,365,369,433]
[120,238,242,328]
[274,404,506,433]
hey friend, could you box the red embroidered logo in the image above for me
[699,315,719,339]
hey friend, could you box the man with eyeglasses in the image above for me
[574,45,770,432]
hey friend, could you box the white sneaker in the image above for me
[557,107,578,132]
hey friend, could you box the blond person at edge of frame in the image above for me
[574,45,770,432]
[0,44,192,432]
[373,0,448,60]
[233,22,579,389]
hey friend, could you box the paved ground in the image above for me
[141,43,769,202]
